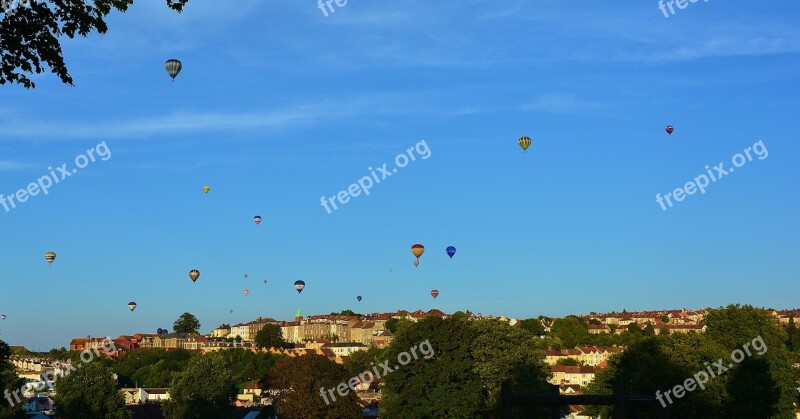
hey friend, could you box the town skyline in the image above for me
[5,304,800,352]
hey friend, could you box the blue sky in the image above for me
[1,0,798,349]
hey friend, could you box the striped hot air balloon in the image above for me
[128,302,137,312]
[165,59,182,81]
[294,280,305,293]
[665,125,674,135]
[44,252,56,265]
[518,136,532,152]
[254,216,262,225]
[431,289,439,299]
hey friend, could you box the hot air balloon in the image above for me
[294,280,305,293]
[357,296,362,302]
[244,274,248,279]
[263,279,268,284]
[165,59,182,81]
[518,136,532,152]
[446,246,456,258]
[128,302,137,312]
[665,126,674,135]
[230,310,233,314]
[431,289,439,299]
[189,269,200,283]
[243,289,249,296]
[203,185,210,194]
[44,251,56,265]
[1,315,6,320]
[254,216,262,225]
[414,260,419,268]
[411,244,425,258]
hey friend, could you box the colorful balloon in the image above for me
[431,289,439,299]
[414,260,419,268]
[446,246,456,258]
[189,269,200,283]
[243,289,249,296]
[244,274,248,279]
[254,216,262,225]
[294,280,305,293]
[128,302,137,312]
[411,244,425,259]
[357,296,362,302]
[518,136,532,152]
[203,185,210,194]
[165,59,182,81]
[44,251,56,265]
[1,315,6,320]
[665,126,674,135]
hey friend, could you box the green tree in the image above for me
[556,358,580,366]
[384,318,412,333]
[209,349,282,390]
[0,340,25,419]
[54,362,130,419]
[162,352,238,419]
[704,304,798,418]
[380,316,552,418]
[661,315,670,323]
[173,312,201,334]
[586,333,729,419]
[587,305,800,419]
[342,347,384,379]
[265,354,361,419]
[786,317,797,351]
[626,322,643,334]
[643,322,656,337]
[254,324,287,349]
[518,318,545,336]
[113,349,194,388]
[450,311,468,321]
[331,310,359,317]
[0,0,190,89]
[550,316,590,348]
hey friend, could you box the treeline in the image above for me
[2,304,797,418]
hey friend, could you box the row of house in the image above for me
[544,346,626,366]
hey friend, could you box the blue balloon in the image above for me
[446,246,456,258]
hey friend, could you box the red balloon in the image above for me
[665,125,674,135]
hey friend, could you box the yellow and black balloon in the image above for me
[518,136,532,153]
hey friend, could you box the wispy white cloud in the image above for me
[0,93,487,141]
[0,160,37,171]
